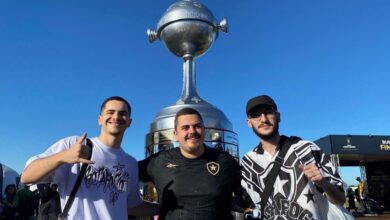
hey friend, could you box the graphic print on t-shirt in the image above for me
[84,163,129,205]
[242,141,342,220]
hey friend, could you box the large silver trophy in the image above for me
[145,0,238,160]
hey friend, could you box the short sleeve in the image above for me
[24,136,78,183]
[138,157,153,183]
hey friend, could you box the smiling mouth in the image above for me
[186,137,199,141]
[185,133,201,141]
[109,121,123,126]
[259,123,272,128]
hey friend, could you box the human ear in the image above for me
[246,118,253,128]
[98,115,102,125]
[173,130,179,141]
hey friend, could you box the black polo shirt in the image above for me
[139,146,241,220]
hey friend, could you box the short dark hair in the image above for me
[100,96,131,116]
[174,108,203,129]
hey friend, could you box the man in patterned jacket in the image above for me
[241,95,346,220]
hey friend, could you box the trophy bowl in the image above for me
[159,20,214,58]
[147,0,227,58]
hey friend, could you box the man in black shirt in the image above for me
[139,108,244,220]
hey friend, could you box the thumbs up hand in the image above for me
[61,133,94,165]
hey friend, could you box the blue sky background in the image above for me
[1,0,389,186]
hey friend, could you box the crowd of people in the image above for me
[4,95,351,219]
[1,183,60,220]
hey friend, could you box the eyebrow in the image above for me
[104,109,129,114]
[180,122,203,127]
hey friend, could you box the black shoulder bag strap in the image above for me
[58,138,93,220]
[260,136,301,219]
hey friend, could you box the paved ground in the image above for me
[355,213,390,220]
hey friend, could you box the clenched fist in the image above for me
[299,163,323,185]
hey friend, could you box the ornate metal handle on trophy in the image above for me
[147,18,228,44]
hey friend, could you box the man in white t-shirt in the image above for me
[21,96,158,220]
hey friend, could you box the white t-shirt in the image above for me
[25,136,142,220]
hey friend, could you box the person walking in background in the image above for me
[139,108,247,220]
[354,188,360,203]
[356,177,366,212]
[356,177,364,200]
[347,187,357,213]
[38,184,60,220]
[241,95,347,220]
[1,184,17,220]
[20,96,157,219]
[14,185,34,220]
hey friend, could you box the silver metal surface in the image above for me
[150,103,232,132]
[146,0,236,157]
[147,0,227,58]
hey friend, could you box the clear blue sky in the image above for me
[1,0,389,187]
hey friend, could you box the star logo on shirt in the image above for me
[304,189,315,204]
[273,176,289,198]
[206,162,220,175]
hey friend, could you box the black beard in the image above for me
[185,133,201,140]
[252,123,279,140]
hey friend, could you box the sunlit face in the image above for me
[247,106,280,140]
[98,100,131,136]
[174,114,205,158]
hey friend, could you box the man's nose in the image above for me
[259,113,268,121]
[188,126,195,133]
[112,112,120,119]
[188,125,199,133]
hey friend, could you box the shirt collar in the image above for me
[254,135,287,154]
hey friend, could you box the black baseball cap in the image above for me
[246,95,277,115]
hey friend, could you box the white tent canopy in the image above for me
[1,162,20,196]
